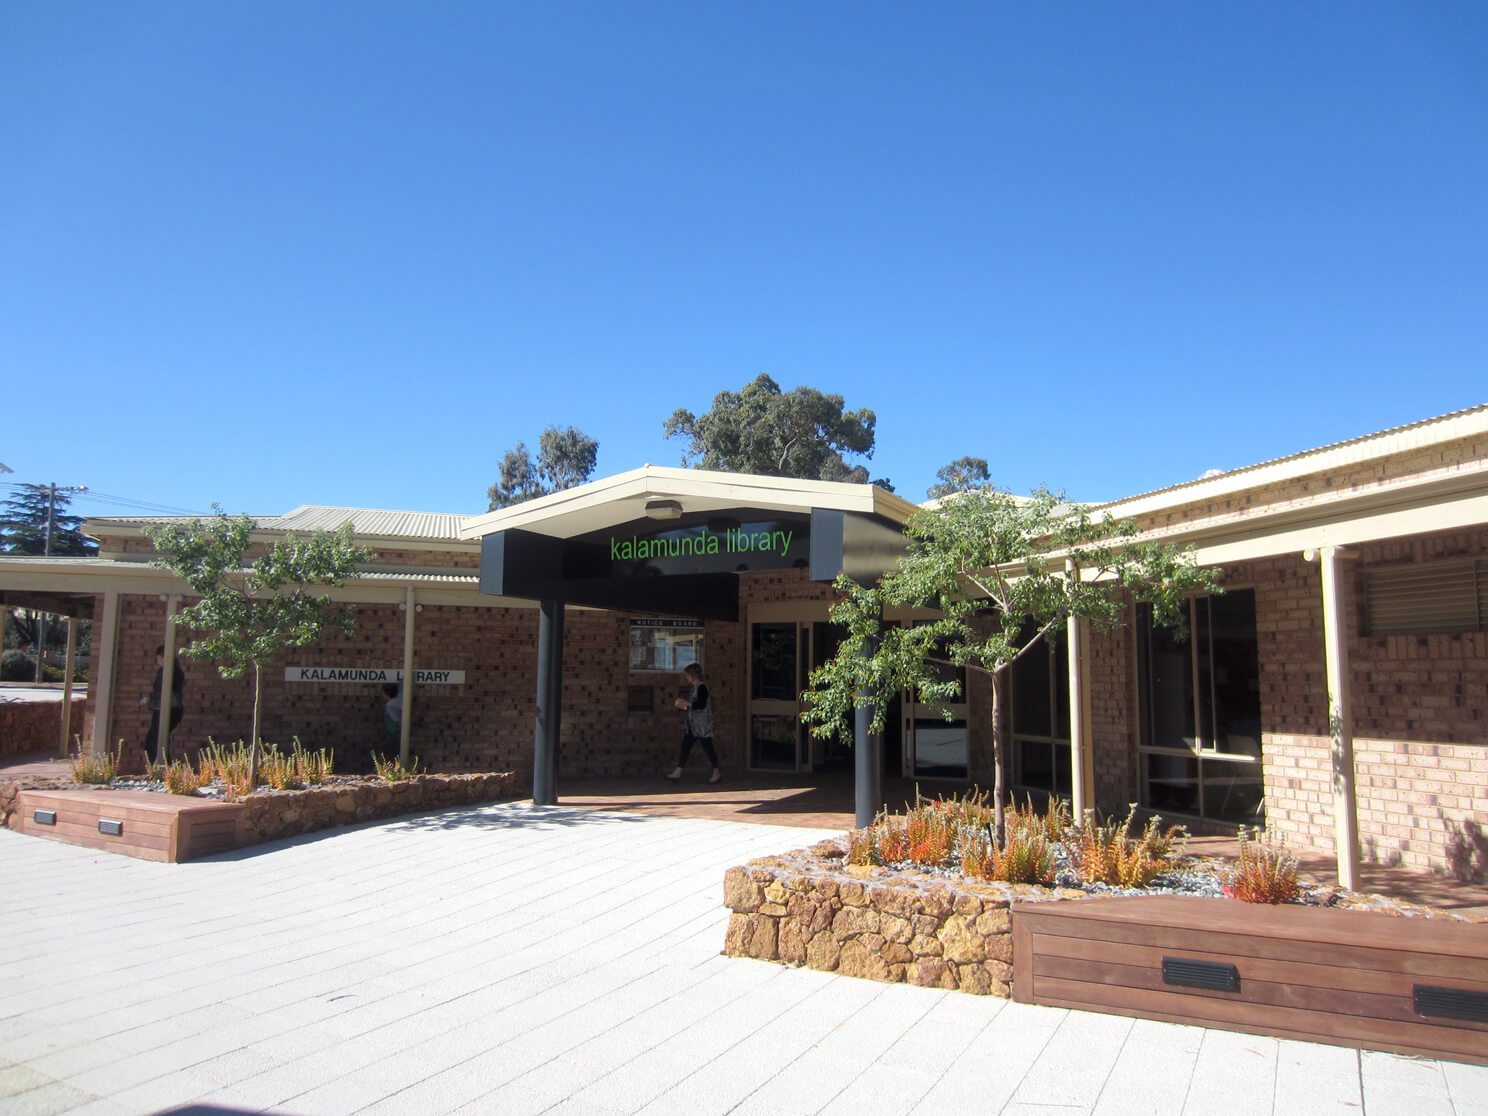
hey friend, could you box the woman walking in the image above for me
[666,662,721,784]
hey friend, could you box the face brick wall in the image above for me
[1071,543,1487,877]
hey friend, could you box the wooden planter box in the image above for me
[1012,895,1488,1066]
[9,772,519,863]
[15,789,243,863]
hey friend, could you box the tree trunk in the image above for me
[248,662,262,788]
[992,664,1009,844]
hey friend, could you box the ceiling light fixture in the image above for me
[645,499,683,520]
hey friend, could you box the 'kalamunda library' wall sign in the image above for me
[595,518,810,577]
[285,667,466,684]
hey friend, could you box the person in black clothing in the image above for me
[666,662,721,784]
[142,645,186,765]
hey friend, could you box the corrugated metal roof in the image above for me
[353,570,479,585]
[87,506,475,542]
[1094,402,1488,512]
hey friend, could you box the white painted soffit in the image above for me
[458,465,919,540]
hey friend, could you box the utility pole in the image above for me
[34,483,87,684]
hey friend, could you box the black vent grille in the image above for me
[33,809,57,826]
[1162,957,1240,993]
[1414,985,1488,1023]
[98,819,124,837]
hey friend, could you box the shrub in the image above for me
[373,753,424,782]
[1223,826,1302,904]
[1,649,34,682]
[958,824,994,879]
[1065,804,1188,888]
[71,744,120,785]
[904,800,955,866]
[164,760,206,796]
[199,739,257,799]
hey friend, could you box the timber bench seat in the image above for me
[15,788,244,863]
[1012,895,1488,1066]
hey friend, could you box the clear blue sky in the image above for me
[3,2,1485,520]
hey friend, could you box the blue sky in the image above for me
[3,2,1485,521]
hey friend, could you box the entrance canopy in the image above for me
[461,466,917,619]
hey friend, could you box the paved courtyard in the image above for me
[2,802,1485,1115]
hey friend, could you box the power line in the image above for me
[0,482,204,517]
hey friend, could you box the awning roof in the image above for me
[459,465,917,542]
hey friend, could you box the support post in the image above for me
[1067,609,1093,818]
[400,587,417,766]
[1313,545,1361,891]
[853,625,882,829]
[90,591,120,756]
[156,595,179,765]
[532,599,564,806]
[58,616,78,757]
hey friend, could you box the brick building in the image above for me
[2,405,1484,882]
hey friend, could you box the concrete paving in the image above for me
[2,801,1486,1116]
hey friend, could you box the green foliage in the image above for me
[0,483,96,556]
[1223,826,1302,903]
[926,456,990,499]
[802,485,1221,830]
[145,507,371,767]
[663,374,884,486]
[487,425,599,510]
[372,752,423,781]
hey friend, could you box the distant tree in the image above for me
[487,426,600,510]
[926,456,990,499]
[663,374,882,485]
[802,486,1219,839]
[0,484,96,556]
[145,508,372,778]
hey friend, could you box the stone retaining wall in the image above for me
[236,773,521,845]
[723,841,1089,996]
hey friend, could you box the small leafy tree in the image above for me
[145,508,372,782]
[802,486,1219,838]
[487,425,600,510]
[664,373,885,485]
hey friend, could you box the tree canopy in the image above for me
[146,508,372,774]
[487,426,599,510]
[926,456,990,499]
[0,484,96,556]
[802,486,1219,835]
[663,374,884,486]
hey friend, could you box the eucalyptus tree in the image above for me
[487,425,599,510]
[802,486,1219,837]
[664,374,883,485]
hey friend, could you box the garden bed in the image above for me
[723,836,1488,1065]
[1,771,520,861]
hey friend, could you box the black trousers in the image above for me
[146,707,184,764]
[677,731,719,769]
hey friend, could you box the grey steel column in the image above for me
[533,599,564,806]
[853,626,882,829]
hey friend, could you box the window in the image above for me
[1011,633,1070,795]
[1137,590,1262,824]
[1364,559,1488,635]
[629,620,704,672]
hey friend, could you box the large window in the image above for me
[1137,590,1262,824]
[1011,634,1070,795]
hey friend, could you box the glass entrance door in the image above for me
[748,621,802,770]
[746,609,901,774]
